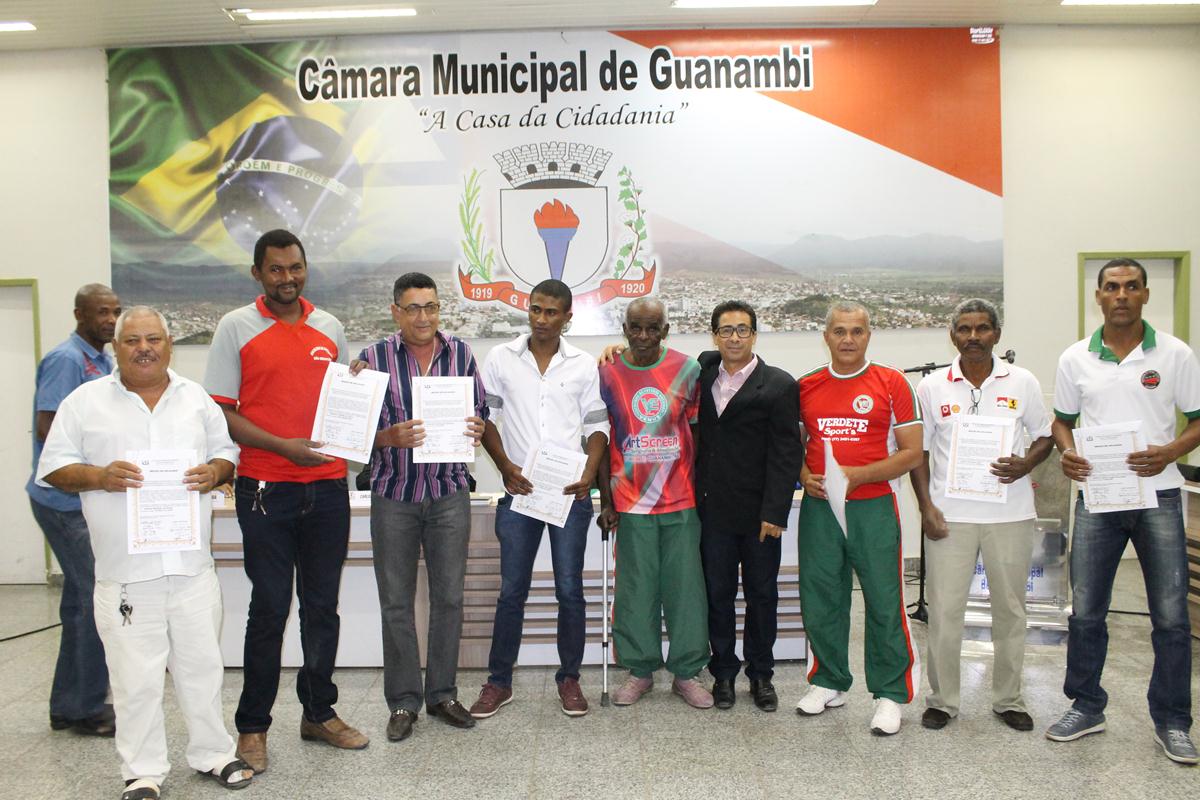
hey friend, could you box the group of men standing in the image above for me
[25,239,1198,799]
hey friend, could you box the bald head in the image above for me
[625,297,666,324]
[75,283,116,310]
[73,283,121,349]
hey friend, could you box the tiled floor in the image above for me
[1,561,1196,799]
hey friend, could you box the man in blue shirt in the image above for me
[25,283,121,736]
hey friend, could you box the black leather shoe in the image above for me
[53,705,116,737]
[994,709,1034,731]
[750,680,778,712]
[712,679,736,710]
[387,709,416,742]
[922,708,951,729]
[427,700,476,729]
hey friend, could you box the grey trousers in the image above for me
[370,488,471,713]
[924,518,1035,716]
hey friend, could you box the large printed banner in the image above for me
[108,28,1002,342]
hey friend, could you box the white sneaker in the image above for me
[795,685,846,716]
[870,698,902,736]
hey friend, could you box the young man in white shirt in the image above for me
[911,298,1053,733]
[470,279,610,719]
[1048,259,1200,764]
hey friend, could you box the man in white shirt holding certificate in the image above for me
[911,298,1052,734]
[471,279,610,719]
[1047,258,1200,764]
[37,307,251,800]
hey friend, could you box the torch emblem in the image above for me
[533,200,580,281]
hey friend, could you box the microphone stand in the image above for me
[900,349,1015,624]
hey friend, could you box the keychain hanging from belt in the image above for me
[119,584,133,626]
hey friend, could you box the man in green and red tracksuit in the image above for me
[597,298,713,710]
[795,301,923,736]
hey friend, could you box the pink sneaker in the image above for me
[612,675,653,706]
[672,676,714,709]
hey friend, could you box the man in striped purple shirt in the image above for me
[356,272,487,743]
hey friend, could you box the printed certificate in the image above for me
[311,362,390,463]
[511,442,587,527]
[126,449,201,554]
[1073,421,1158,513]
[945,416,1015,504]
[412,376,476,464]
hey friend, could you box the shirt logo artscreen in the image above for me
[852,394,874,414]
[309,345,334,362]
[632,386,668,423]
[1141,370,1161,390]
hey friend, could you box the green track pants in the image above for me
[612,508,710,679]
[797,493,919,703]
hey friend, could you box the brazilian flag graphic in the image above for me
[108,41,372,340]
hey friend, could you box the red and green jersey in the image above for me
[798,361,922,500]
[599,347,700,514]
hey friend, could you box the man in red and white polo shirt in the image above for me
[204,229,367,772]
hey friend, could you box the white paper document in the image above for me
[126,449,201,554]
[511,442,588,527]
[1073,421,1158,513]
[311,362,390,463]
[412,376,476,464]
[823,439,849,537]
[945,416,1015,504]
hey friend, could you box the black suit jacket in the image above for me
[695,350,804,537]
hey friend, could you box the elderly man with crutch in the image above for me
[596,298,712,709]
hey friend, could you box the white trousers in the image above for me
[94,570,236,785]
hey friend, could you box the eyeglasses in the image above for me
[396,302,440,317]
[968,387,982,415]
[715,324,754,339]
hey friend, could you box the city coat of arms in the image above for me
[456,141,657,319]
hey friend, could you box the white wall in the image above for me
[1001,25,1200,388]
[0,48,110,339]
[2,26,1199,565]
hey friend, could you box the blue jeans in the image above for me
[28,499,109,720]
[233,476,350,732]
[1066,489,1192,730]
[486,495,592,686]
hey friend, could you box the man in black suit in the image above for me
[696,300,804,711]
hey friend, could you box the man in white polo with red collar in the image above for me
[1046,258,1200,764]
[911,298,1052,734]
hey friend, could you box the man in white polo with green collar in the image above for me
[1047,257,1200,765]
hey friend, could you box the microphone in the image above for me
[903,349,1016,376]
